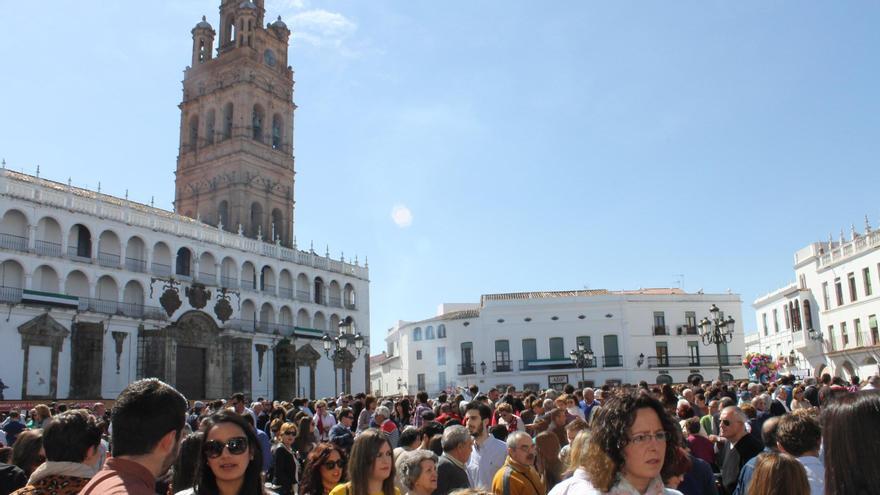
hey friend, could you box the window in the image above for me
[822,283,830,311]
[603,335,621,367]
[773,309,779,333]
[437,324,446,338]
[549,338,564,360]
[869,315,878,345]
[416,350,422,360]
[413,327,422,341]
[855,319,863,347]
[417,374,425,391]
[801,300,812,331]
[685,311,697,334]
[841,321,849,347]
[864,268,873,296]
[460,342,474,370]
[576,335,591,352]
[387,342,394,356]
[783,305,790,329]
[792,300,801,331]
[687,341,700,365]
[425,326,435,339]
[848,273,858,302]
[835,278,843,306]
[522,339,537,362]
[762,313,768,336]
[438,372,446,391]
[828,325,836,350]
[655,342,669,366]
[495,340,511,371]
[437,347,446,365]
[653,312,666,335]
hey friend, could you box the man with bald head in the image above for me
[733,415,780,495]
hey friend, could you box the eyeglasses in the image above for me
[721,419,740,427]
[283,432,296,436]
[322,460,345,470]
[203,437,248,458]
[629,431,670,445]
[516,444,535,452]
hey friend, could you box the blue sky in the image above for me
[1,1,878,350]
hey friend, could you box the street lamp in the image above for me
[698,304,735,381]
[808,327,824,341]
[322,317,365,396]
[569,340,595,387]
[480,361,487,375]
[396,377,407,395]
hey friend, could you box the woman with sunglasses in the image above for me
[549,392,684,495]
[271,422,300,495]
[299,443,346,495]
[329,429,398,495]
[179,411,265,495]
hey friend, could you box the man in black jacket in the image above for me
[434,425,472,495]
[714,406,763,495]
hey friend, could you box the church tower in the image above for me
[175,0,296,246]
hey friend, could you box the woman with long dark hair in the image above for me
[11,429,44,478]
[299,443,346,495]
[329,429,398,495]
[534,431,563,491]
[171,432,204,493]
[176,411,266,495]
[821,390,880,494]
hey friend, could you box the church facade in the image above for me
[0,0,370,402]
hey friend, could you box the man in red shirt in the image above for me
[80,379,188,495]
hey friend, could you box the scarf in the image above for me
[28,461,98,485]
[607,475,667,495]
[505,416,519,434]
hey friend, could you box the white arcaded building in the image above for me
[376,289,746,396]
[0,170,370,401]
[753,220,880,381]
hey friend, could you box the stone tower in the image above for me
[175,0,296,246]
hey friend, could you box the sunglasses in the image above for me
[721,419,739,427]
[322,460,345,470]
[203,437,248,458]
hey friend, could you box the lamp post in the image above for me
[322,317,364,396]
[480,361,487,375]
[569,341,595,388]
[698,304,736,381]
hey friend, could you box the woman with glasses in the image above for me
[789,386,811,411]
[179,411,266,495]
[329,429,399,495]
[271,422,300,495]
[549,393,684,495]
[299,443,346,495]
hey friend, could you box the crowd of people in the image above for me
[0,373,878,495]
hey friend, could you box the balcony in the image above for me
[0,286,23,303]
[151,262,172,277]
[296,290,310,303]
[493,360,513,372]
[220,276,239,289]
[196,272,217,285]
[97,251,121,268]
[78,297,165,320]
[125,257,147,273]
[519,359,584,371]
[67,245,91,261]
[0,233,27,252]
[345,302,356,310]
[35,240,62,257]
[646,354,742,368]
[676,325,699,336]
[278,287,293,299]
[603,355,623,367]
[458,363,477,375]
[329,296,342,308]
[653,325,669,336]
[261,283,276,295]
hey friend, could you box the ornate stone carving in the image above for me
[154,278,182,317]
[214,288,234,322]
[255,344,268,380]
[186,283,212,309]
[18,314,69,399]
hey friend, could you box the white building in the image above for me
[0,170,370,401]
[378,288,746,396]
[753,221,880,381]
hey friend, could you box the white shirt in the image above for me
[314,411,337,441]
[798,455,824,495]
[466,435,508,490]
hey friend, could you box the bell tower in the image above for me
[175,0,296,246]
